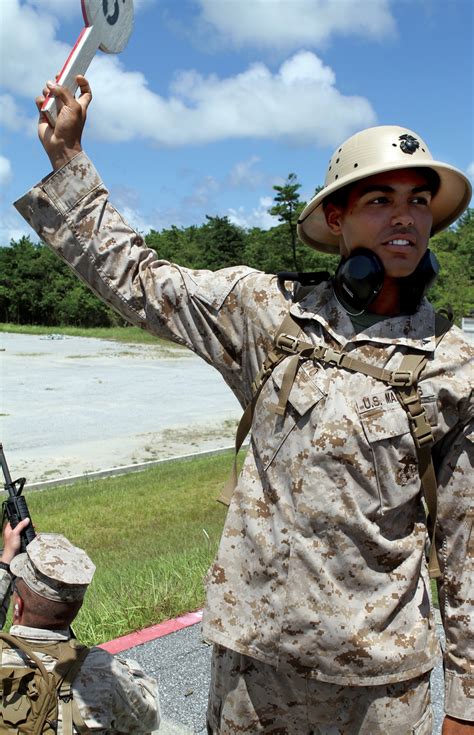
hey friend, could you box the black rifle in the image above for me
[1,443,36,552]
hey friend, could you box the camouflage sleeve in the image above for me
[14,153,270,404]
[435,395,474,721]
[0,568,13,629]
[109,654,161,733]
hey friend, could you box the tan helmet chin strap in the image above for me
[219,310,451,580]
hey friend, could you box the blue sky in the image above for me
[1,0,473,245]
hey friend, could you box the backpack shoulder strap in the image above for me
[392,311,452,579]
[0,631,49,679]
[217,311,303,506]
[55,643,91,735]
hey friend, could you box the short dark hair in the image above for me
[322,167,441,211]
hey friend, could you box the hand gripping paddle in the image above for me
[42,0,134,126]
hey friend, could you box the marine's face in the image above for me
[325,169,434,278]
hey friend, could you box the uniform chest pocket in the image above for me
[357,387,438,509]
[251,360,326,471]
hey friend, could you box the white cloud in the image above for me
[0,0,142,99]
[0,94,36,135]
[0,1,72,99]
[25,0,80,20]
[119,205,155,236]
[0,156,13,186]
[24,0,151,20]
[108,184,156,234]
[228,156,264,188]
[86,50,375,148]
[227,196,278,230]
[197,0,396,50]
[467,162,474,181]
[182,175,219,209]
[1,2,375,149]
[0,207,31,244]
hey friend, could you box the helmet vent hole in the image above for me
[422,148,425,152]
[328,166,332,171]
[335,158,340,163]
[354,163,358,168]
[392,143,397,147]
[335,174,339,180]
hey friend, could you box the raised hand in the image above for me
[1,519,31,564]
[36,75,92,170]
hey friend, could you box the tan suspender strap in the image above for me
[218,399,255,505]
[272,353,302,416]
[394,354,441,578]
[391,314,452,579]
[57,645,91,735]
[218,312,302,505]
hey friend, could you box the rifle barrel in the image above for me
[0,443,14,490]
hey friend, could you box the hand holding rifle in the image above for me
[0,444,36,554]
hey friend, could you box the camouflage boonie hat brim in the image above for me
[10,533,95,603]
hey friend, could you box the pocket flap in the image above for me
[271,360,326,416]
[358,397,410,443]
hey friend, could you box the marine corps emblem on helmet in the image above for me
[399,134,419,155]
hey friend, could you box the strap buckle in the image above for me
[322,347,344,366]
[276,333,300,354]
[390,370,414,387]
[408,411,433,448]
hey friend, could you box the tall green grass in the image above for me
[0,323,179,346]
[16,453,234,645]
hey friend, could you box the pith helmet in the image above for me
[297,125,472,254]
[10,533,95,603]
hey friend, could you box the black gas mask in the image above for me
[333,248,439,316]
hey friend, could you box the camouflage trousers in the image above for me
[206,645,433,735]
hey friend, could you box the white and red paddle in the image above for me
[42,0,134,125]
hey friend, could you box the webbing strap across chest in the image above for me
[219,309,451,579]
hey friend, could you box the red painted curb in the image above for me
[98,609,203,654]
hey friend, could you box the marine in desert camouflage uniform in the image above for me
[12,76,474,734]
[0,522,160,733]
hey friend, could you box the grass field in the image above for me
[0,322,179,346]
[15,452,234,646]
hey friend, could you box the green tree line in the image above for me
[0,176,472,327]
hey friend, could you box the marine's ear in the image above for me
[13,594,24,623]
[324,203,343,235]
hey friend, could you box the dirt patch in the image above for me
[1,333,241,483]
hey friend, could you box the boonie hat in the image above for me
[10,533,95,603]
[297,125,472,254]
